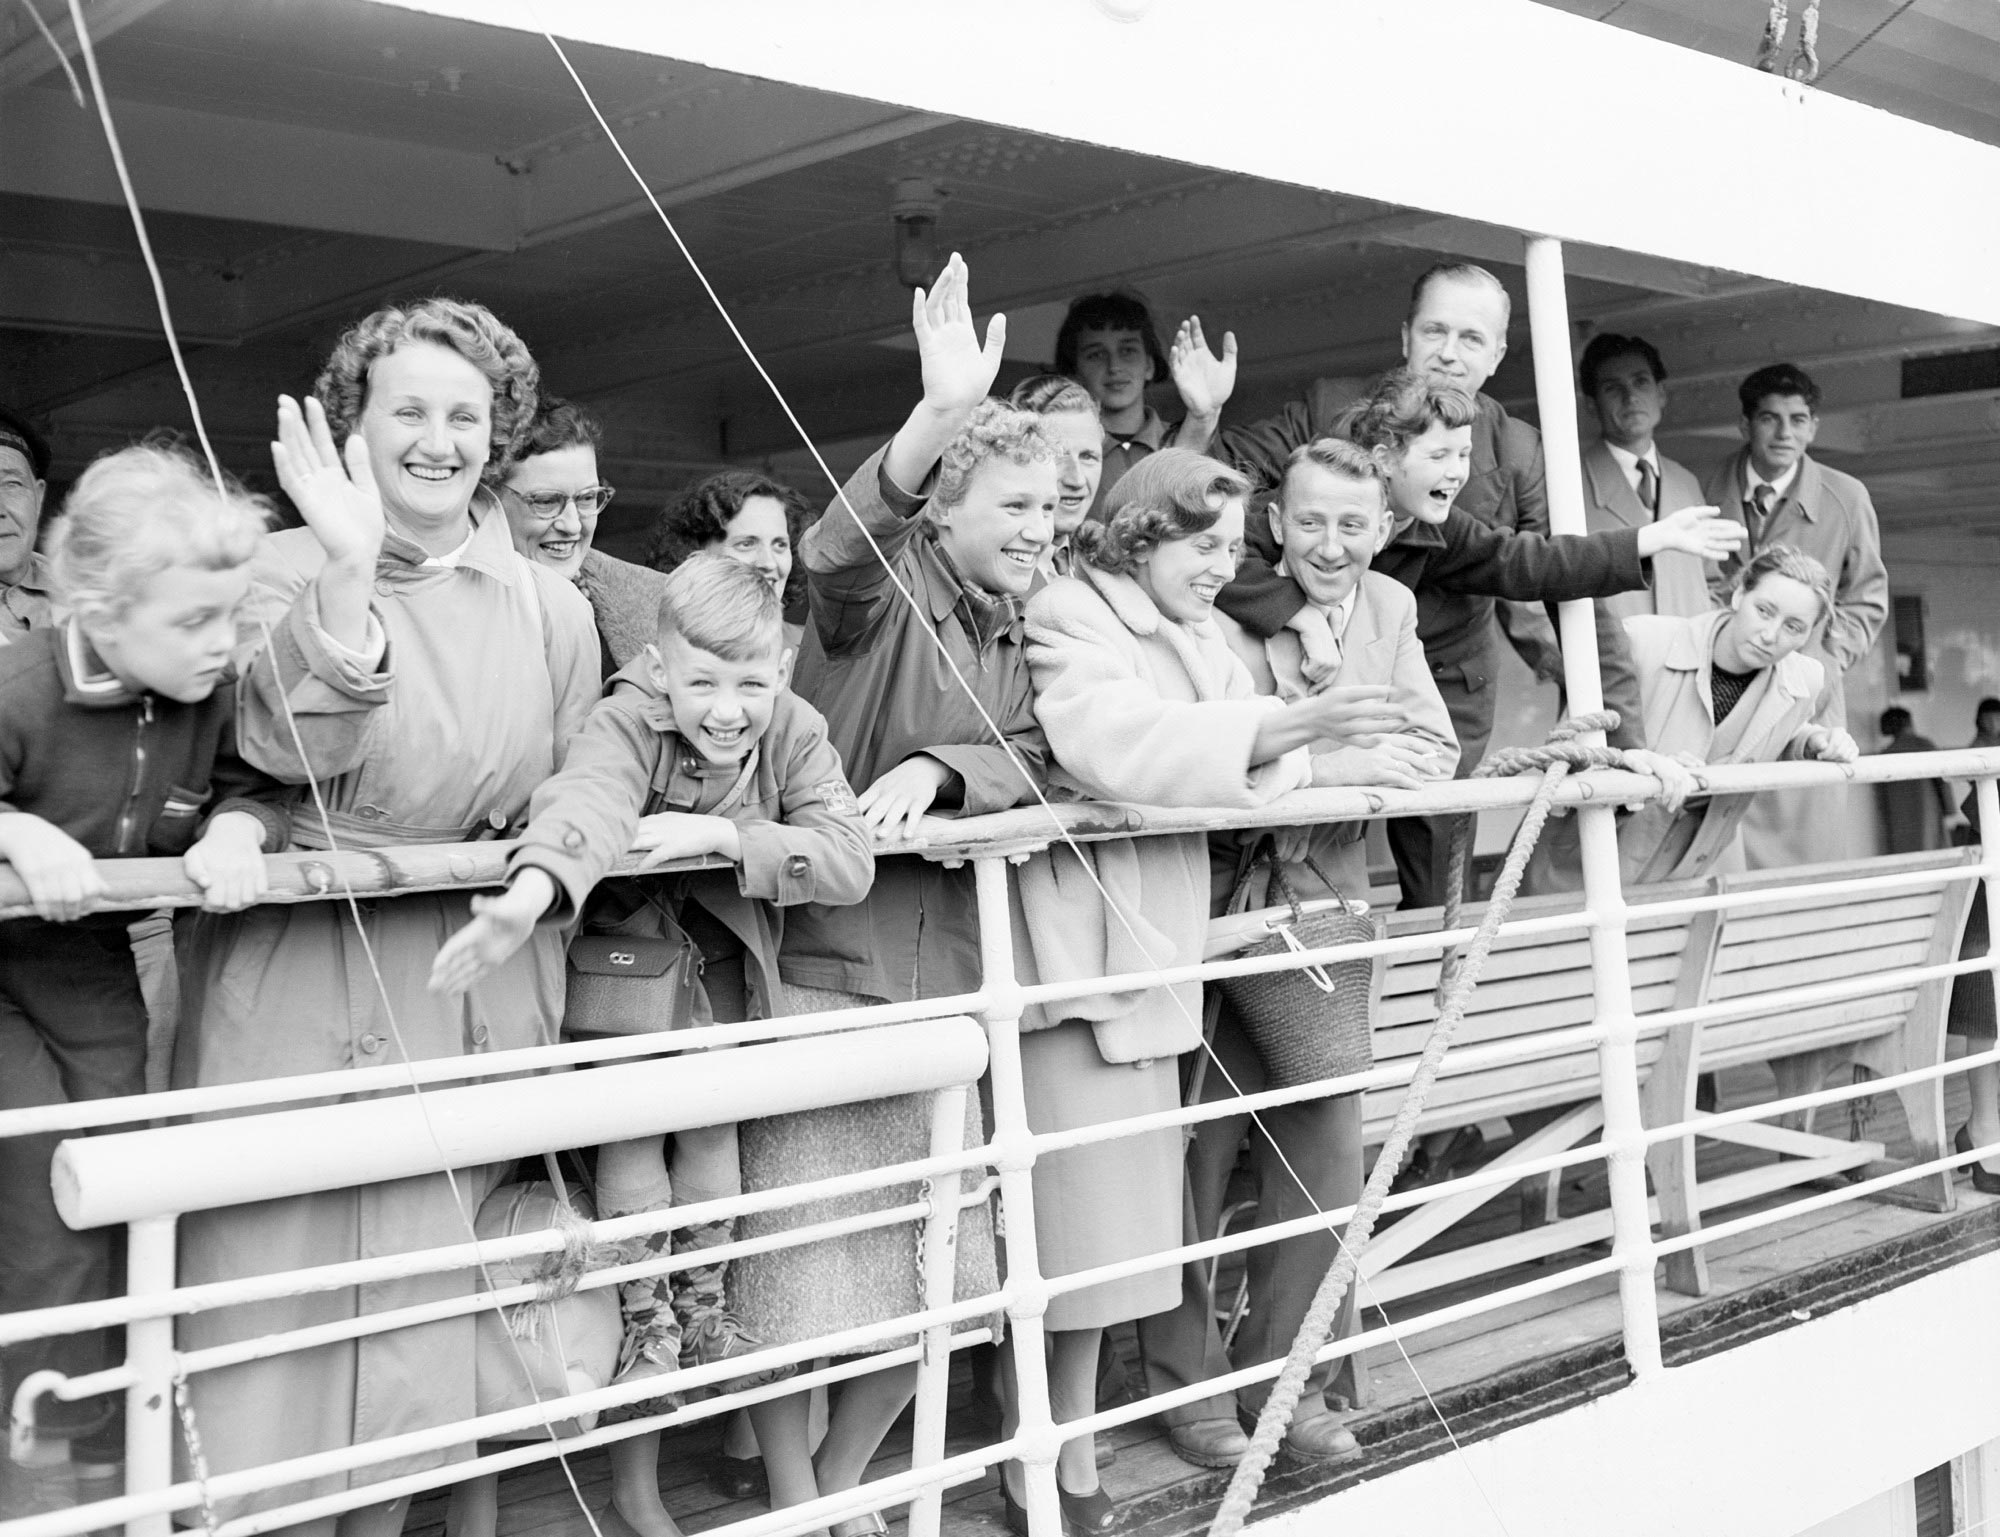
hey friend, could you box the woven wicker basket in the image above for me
[1218,851,1380,1089]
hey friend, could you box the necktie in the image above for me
[1750,482,1776,545]
[1636,459,1659,518]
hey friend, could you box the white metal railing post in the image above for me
[123,1214,177,1537]
[1524,233,1666,1378]
[971,854,1061,1537]
[906,1082,970,1537]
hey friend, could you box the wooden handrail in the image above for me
[5,748,1998,919]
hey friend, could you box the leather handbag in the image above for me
[563,923,703,1037]
[1217,837,1382,1089]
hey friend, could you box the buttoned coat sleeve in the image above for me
[508,687,663,920]
[736,702,875,910]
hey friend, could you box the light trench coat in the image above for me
[1018,566,1309,1060]
[172,509,599,1517]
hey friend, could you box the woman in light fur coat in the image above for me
[1013,448,1411,1527]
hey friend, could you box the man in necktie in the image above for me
[1704,362,1890,866]
[1575,333,1711,623]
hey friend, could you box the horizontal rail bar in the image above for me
[0,986,991,1140]
[8,749,1995,918]
[53,1018,988,1226]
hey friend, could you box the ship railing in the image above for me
[1,747,1998,1537]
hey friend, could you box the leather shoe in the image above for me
[1278,1408,1362,1464]
[1000,1476,1118,1537]
[1167,1416,1248,1469]
[704,1448,766,1502]
[1956,1123,2000,1195]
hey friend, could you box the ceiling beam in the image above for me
[0,0,175,94]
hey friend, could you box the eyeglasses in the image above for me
[506,485,616,521]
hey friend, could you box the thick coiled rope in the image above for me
[1208,712,1625,1537]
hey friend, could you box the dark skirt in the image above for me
[1949,887,1997,1042]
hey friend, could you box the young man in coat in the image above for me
[1576,333,1712,622]
[1140,440,1458,1470]
[1702,362,1888,866]
[1188,265,1649,905]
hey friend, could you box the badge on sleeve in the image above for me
[815,777,861,817]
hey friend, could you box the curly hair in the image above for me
[931,400,1061,512]
[51,441,270,618]
[1073,447,1248,578]
[1735,543,1835,627]
[1335,368,1478,457]
[314,297,540,482]
[646,469,814,613]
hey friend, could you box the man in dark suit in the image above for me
[1576,333,1711,622]
[1703,362,1888,866]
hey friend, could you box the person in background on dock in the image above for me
[1875,707,1962,854]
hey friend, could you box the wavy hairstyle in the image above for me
[1334,368,1478,458]
[50,441,270,618]
[1734,542,1835,628]
[516,395,603,461]
[314,297,540,482]
[1073,447,1248,578]
[1008,373,1098,419]
[931,400,1061,512]
[646,469,814,614]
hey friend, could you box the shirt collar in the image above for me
[1744,457,1802,506]
[1105,405,1168,452]
[1604,440,1659,485]
[1278,553,1359,641]
[57,618,142,708]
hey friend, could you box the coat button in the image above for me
[374,580,395,598]
[563,829,585,850]
[786,855,810,875]
[359,1033,383,1054]
[472,1024,491,1046]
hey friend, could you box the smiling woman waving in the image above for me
[171,298,600,1537]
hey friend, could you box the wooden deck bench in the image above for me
[1347,848,1977,1305]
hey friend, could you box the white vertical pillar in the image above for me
[1524,234,1665,1378]
[972,855,1061,1536]
[906,1082,970,1537]
[123,1214,177,1537]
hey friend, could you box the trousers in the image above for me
[0,916,150,1460]
[1138,998,1362,1426]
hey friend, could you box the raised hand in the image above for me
[1640,504,1747,565]
[429,870,555,996]
[1169,316,1238,421]
[912,253,1007,420]
[272,394,386,572]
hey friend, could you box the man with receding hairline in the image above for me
[1188,263,1648,908]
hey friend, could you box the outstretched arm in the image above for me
[882,252,1008,495]
[1167,315,1236,455]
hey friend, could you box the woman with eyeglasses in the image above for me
[500,398,667,679]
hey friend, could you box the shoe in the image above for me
[1955,1123,2000,1195]
[1000,1476,1118,1537]
[704,1448,766,1502]
[679,1312,795,1393]
[828,1514,888,1537]
[1166,1416,1248,1469]
[1277,1409,1363,1464]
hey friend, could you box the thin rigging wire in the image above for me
[531,19,1515,1534]
[58,6,608,1532]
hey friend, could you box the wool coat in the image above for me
[171,508,600,1519]
[1703,447,1887,867]
[781,447,1048,1003]
[1580,439,1712,623]
[1020,565,1309,1062]
[1218,567,1460,898]
[1616,607,1831,883]
[572,547,670,676]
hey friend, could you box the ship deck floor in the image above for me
[408,1050,1999,1537]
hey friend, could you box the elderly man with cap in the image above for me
[0,409,52,642]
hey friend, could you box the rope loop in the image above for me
[1208,713,1619,1537]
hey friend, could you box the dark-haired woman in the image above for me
[1017,448,1395,1528]
[499,395,666,678]
[648,470,810,651]
[175,298,599,1537]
